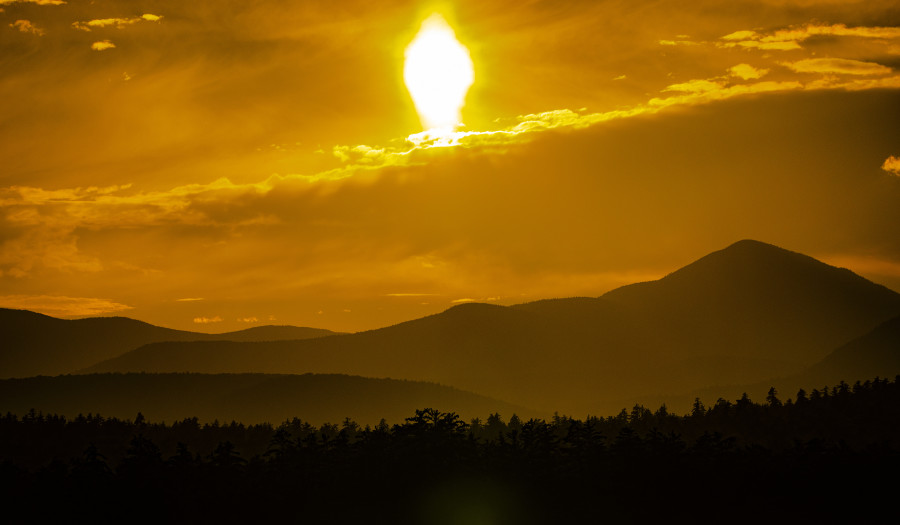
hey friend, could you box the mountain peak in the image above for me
[720,238,798,256]
[606,239,893,299]
[681,238,815,269]
[725,238,779,249]
[648,239,864,289]
[601,239,900,363]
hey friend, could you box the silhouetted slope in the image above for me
[0,373,533,425]
[79,241,900,415]
[601,239,900,363]
[654,315,900,411]
[0,308,337,378]
[210,325,338,342]
[85,304,619,412]
[805,314,900,383]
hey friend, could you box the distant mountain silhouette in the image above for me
[805,314,900,383]
[600,239,900,363]
[0,373,534,425]
[80,240,900,414]
[0,308,338,378]
[658,314,900,411]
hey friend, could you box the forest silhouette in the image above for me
[3,376,899,523]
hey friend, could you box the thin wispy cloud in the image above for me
[718,23,900,50]
[783,58,892,76]
[0,0,65,5]
[9,19,44,35]
[91,40,116,51]
[729,64,768,80]
[73,14,163,32]
[0,295,132,317]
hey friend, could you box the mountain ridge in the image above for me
[650,313,900,412]
[0,308,339,378]
[80,240,900,414]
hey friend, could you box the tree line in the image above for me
[2,376,899,523]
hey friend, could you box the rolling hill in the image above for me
[0,373,534,425]
[0,309,338,378]
[81,240,900,415]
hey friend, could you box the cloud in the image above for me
[0,0,65,5]
[0,64,895,269]
[451,297,499,304]
[0,179,277,239]
[803,74,900,92]
[9,20,44,36]
[0,295,132,317]
[718,23,900,51]
[332,144,392,165]
[73,14,163,32]
[659,39,700,46]
[237,316,258,323]
[883,156,900,176]
[718,38,802,51]
[782,58,892,76]
[0,223,103,278]
[193,316,223,324]
[721,30,759,41]
[91,40,116,51]
[176,297,204,302]
[663,79,724,94]
[766,23,900,41]
[2,15,899,291]
[729,64,769,80]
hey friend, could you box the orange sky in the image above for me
[1,0,899,332]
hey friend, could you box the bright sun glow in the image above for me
[404,13,474,133]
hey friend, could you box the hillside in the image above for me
[80,240,900,415]
[0,309,338,378]
[804,314,900,384]
[651,314,900,412]
[0,373,534,425]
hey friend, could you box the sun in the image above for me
[404,13,474,133]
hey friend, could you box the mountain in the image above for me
[80,240,900,415]
[599,239,900,363]
[0,308,338,378]
[0,373,534,426]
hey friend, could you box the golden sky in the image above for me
[2,0,899,332]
